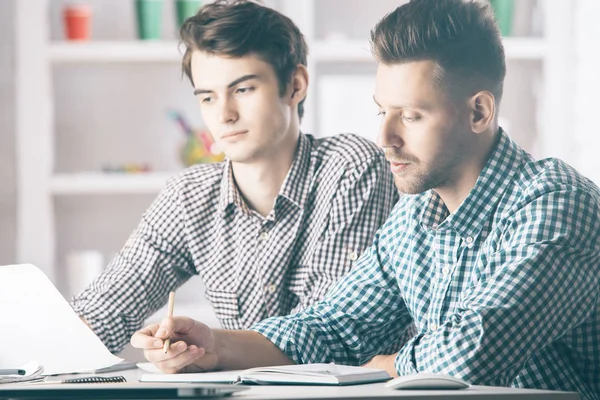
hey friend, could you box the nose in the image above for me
[217,96,239,125]
[377,115,404,149]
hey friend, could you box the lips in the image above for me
[221,130,247,140]
[387,158,410,164]
[388,160,411,173]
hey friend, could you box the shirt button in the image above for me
[430,323,438,331]
[259,232,269,241]
[441,266,450,276]
[348,252,358,261]
[465,236,474,244]
[267,284,277,294]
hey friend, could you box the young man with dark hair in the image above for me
[132,1,600,398]
[72,0,397,354]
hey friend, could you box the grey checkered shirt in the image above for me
[252,130,600,400]
[72,133,398,353]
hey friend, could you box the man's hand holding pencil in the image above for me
[130,291,219,374]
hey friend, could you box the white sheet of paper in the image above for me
[136,362,163,374]
[0,264,122,375]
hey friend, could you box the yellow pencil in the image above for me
[163,291,176,354]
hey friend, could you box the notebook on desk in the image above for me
[141,363,391,386]
[0,382,247,399]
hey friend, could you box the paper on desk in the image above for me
[0,361,44,384]
[0,264,123,375]
[137,362,163,374]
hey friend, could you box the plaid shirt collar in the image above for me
[218,133,314,216]
[420,128,525,240]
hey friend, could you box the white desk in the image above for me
[114,369,580,400]
[4,369,576,400]
[224,384,580,399]
[232,385,578,399]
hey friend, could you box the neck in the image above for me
[436,128,499,213]
[232,131,300,217]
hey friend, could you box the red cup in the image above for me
[64,4,92,41]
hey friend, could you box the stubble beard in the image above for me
[393,152,460,195]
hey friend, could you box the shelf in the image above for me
[48,37,547,64]
[48,41,183,63]
[49,172,175,195]
[312,37,547,63]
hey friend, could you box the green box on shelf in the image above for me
[488,0,514,37]
[176,0,202,27]
[135,0,163,40]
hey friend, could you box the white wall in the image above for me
[572,0,600,185]
[0,0,17,265]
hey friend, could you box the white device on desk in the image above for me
[385,372,470,390]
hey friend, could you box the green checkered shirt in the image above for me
[252,130,600,400]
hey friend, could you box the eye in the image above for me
[201,96,213,104]
[376,110,386,116]
[235,86,255,94]
[402,114,421,122]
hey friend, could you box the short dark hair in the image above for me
[180,0,308,120]
[370,0,506,105]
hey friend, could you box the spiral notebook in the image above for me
[47,375,127,384]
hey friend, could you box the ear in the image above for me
[289,64,309,107]
[468,91,495,134]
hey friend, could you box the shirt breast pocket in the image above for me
[204,289,240,321]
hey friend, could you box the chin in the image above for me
[226,151,260,164]
[226,154,248,163]
[393,176,429,195]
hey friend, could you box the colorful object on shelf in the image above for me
[488,0,514,37]
[167,109,225,166]
[135,0,163,40]
[180,133,224,166]
[101,163,152,174]
[63,4,92,41]
[176,0,202,27]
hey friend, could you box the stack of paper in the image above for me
[0,361,44,384]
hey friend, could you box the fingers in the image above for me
[130,323,161,349]
[131,316,208,373]
[144,342,204,374]
[131,316,196,348]
[155,316,197,340]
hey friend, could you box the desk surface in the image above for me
[233,384,578,399]
[8,368,575,400]
[115,369,579,400]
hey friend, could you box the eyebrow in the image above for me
[193,74,260,95]
[372,96,431,111]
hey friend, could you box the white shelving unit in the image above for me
[311,37,548,62]
[15,0,571,296]
[48,41,184,63]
